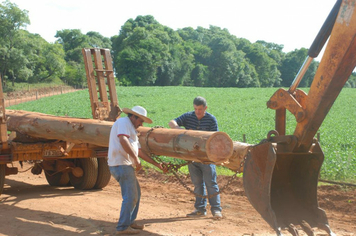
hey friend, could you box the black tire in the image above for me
[45,171,70,186]
[0,164,5,196]
[94,157,111,189]
[69,158,98,190]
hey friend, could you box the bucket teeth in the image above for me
[300,220,314,236]
[318,223,336,236]
[288,224,299,236]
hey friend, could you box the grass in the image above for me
[8,86,356,182]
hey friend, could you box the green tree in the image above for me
[64,60,86,87]
[112,15,193,86]
[177,26,261,87]
[206,35,244,87]
[55,29,89,63]
[55,29,111,86]
[18,30,65,83]
[190,64,209,86]
[0,0,30,85]
[177,27,213,86]
[241,42,281,87]
[86,31,112,49]
[279,48,318,87]
[155,27,194,86]
[345,72,356,88]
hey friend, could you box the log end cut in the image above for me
[206,132,233,164]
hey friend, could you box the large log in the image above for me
[221,141,251,172]
[6,110,239,165]
[6,110,250,169]
[138,127,233,164]
[6,110,112,147]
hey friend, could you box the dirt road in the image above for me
[4,86,79,107]
[0,162,355,236]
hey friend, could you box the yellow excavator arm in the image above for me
[244,1,356,235]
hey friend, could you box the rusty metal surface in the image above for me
[5,166,18,175]
[243,140,330,235]
[270,144,328,230]
[293,1,356,151]
[10,141,96,161]
[267,88,306,123]
[0,75,8,149]
[259,3,354,233]
[0,164,4,194]
[0,148,12,163]
[82,48,121,121]
[266,1,356,152]
[243,142,279,232]
[0,154,11,163]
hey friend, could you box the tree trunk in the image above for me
[5,109,248,168]
[137,126,233,164]
[6,110,112,147]
[221,141,251,172]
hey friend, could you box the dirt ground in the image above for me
[0,162,355,236]
[4,86,78,107]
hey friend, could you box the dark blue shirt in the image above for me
[174,111,218,131]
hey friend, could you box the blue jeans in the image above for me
[188,162,222,214]
[109,165,141,231]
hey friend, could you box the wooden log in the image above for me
[221,141,251,172]
[138,126,233,164]
[6,110,235,165]
[6,110,112,147]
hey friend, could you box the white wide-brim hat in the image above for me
[122,106,152,124]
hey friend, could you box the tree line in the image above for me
[1,1,355,88]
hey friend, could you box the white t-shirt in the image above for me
[108,116,140,166]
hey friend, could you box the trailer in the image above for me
[0,48,237,194]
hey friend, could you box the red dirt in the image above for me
[4,86,79,107]
[1,162,355,236]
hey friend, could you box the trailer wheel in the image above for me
[69,158,98,190]
[94,157,111,189]
[0,164,5,196]
[45,171,70,187]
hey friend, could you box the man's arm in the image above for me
[138,149,167,172]
[169,119,183,129]
[211,117,218,131]
[119,135,141,168]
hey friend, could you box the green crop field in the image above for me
[8,87,356,182]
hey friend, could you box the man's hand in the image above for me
[135,161,142,171]
[119,135,142,169]
[168,120,183,129]
[133,157,142,171]
[158,163,169,173]
[138,149,169,173]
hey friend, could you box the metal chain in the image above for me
[145,125,191,172]
[17,166,34,173]
[215,156,247,196]
[145,126,248,199]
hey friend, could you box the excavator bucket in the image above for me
[243,141,331,235]
[242,1,356,234]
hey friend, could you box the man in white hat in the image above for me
[108,105,166,235]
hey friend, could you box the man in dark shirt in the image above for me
[169,96,222,219]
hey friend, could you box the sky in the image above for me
[11,0,338,60]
